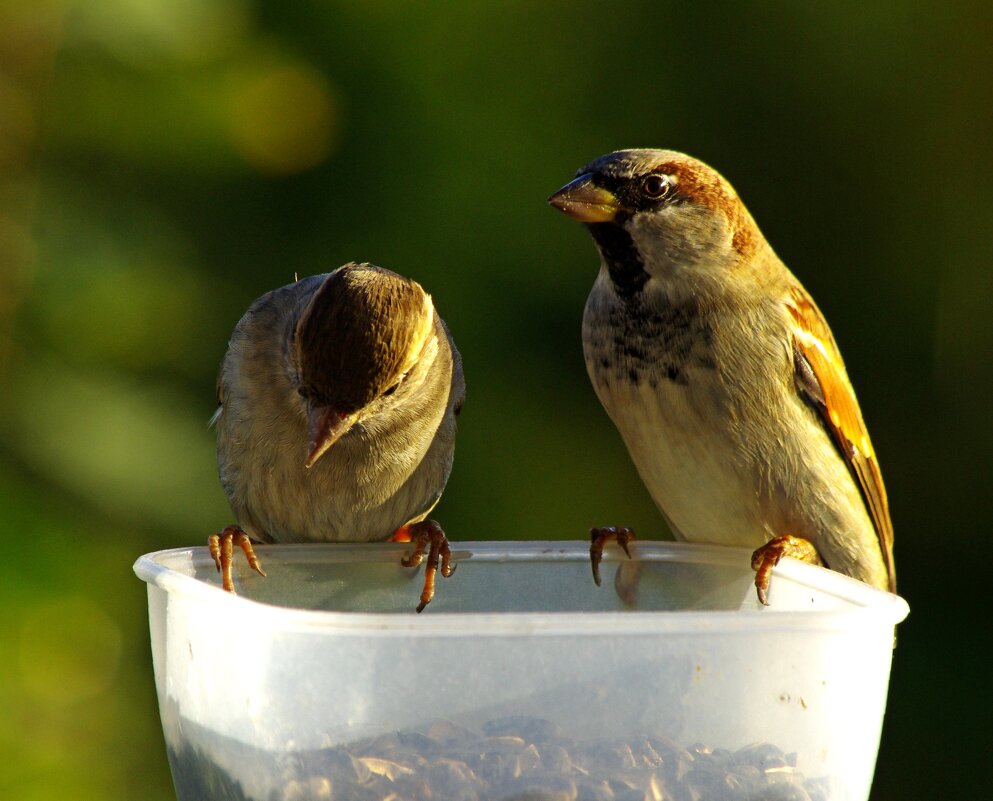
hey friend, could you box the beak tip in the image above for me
[546,174,621,224]
[303,443,325,469]
[304,403,351,468]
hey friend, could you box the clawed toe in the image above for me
[589,526,636,587]
[397,520,455,612]
[207,525,266,593]
[751,534,821,605]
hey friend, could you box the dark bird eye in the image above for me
[641,174,671,199]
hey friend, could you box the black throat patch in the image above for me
[587,222,648,299]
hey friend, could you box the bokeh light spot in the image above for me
[38,260,206,371]
[66,0,251,65]
[227,63,339,175]
[18,595,123,706]
[0,75,37,169]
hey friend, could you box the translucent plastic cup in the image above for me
[134,541,908,801]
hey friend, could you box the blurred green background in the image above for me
[1,1,990,799]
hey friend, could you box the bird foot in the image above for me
[751,535,821,605]
[397,520,456,612]
[589,526,636,587]
[207,525,266,593]
[388,527,413,543]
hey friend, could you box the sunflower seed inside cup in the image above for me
[266,717,831,801]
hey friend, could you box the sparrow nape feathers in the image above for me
[549,149,894,603]
[211,262,465,611]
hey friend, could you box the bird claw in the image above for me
[589,526,636,587]
[397,520,455,612]
[751,534,821,605]
[207,525,266,593]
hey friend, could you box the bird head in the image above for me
[293,263,435,468]
[548,149,762,290]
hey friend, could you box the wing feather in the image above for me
[787,286,895,592]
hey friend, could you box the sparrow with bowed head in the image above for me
[548,149,894,602]
[211,262,465,611]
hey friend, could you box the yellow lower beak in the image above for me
[548,174,621,223]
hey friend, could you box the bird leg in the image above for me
[398,520,456,613]
[589,526,635,587]
[751,534,822,605]
[208,525,266,593]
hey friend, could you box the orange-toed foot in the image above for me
[208,525,266,593]
[395,520,456,613]
[589,526,636,587]
[751,534,822,605]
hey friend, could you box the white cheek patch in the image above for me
[628,207,735,279]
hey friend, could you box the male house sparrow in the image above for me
[548,150,895,602]
[211,262,465,611]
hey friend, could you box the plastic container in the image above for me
[134,541,908,801]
